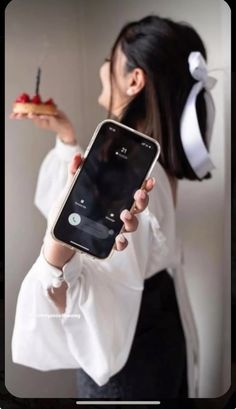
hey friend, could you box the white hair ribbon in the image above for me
[180,51,217,179]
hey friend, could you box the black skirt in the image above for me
[76,269,188,400]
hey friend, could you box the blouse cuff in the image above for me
[38,246,84,296]
[62,251,84,288]
[55,137,82,162]
[37,246,64,296]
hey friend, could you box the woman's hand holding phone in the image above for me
[43,152,155,270]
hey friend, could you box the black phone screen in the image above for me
[53,121,159,259]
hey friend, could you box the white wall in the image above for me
[5,0,230,398]
[5,0,87,398]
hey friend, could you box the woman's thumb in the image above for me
[67,153,83,185]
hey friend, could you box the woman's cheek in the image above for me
[98,63,111,110]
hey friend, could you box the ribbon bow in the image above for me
[188,51,217,89]
[180,51,217,179]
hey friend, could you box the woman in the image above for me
[11,15,216,399]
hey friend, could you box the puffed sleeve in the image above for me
[34,138,84,219]
[11,247,144,386]
[11,248,84,371]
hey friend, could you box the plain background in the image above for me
[5,0,230,399]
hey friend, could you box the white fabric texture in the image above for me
[12,138,199,395]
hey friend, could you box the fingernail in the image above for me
[124,210,132,220]
[151,177,156,185]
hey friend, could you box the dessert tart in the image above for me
[13,93,57,115]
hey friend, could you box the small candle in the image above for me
[35,67,41,95]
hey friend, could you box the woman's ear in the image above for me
[126,68,146,96]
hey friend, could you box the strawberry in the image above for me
[44,98,55,105]
[31,95,42,104]
[15,93,30,103]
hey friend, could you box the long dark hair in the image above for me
[108,15,211,180]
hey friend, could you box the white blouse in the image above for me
[11,138,199,396]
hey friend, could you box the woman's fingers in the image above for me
[114,233,128,251]
[120,209,139,232]
[9,112,28,119]
[133,189,149,213]
[48,153,84,225]
[64,154,84,187]
[144,176,156,192]
[9,112,51,126]
[68,153,84,176]
[133,177,156,213]
[10,111,60,129]
[115,176,156,252]
[116,177,156,245]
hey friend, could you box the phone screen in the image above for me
[53,121,159,259]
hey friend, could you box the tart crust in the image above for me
[13,102,57,116]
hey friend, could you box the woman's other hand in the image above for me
[9,109,77,145]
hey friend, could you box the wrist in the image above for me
[43,238,75,270]
[57,129,77,146]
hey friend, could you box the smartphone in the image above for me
[51,119,161,259]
